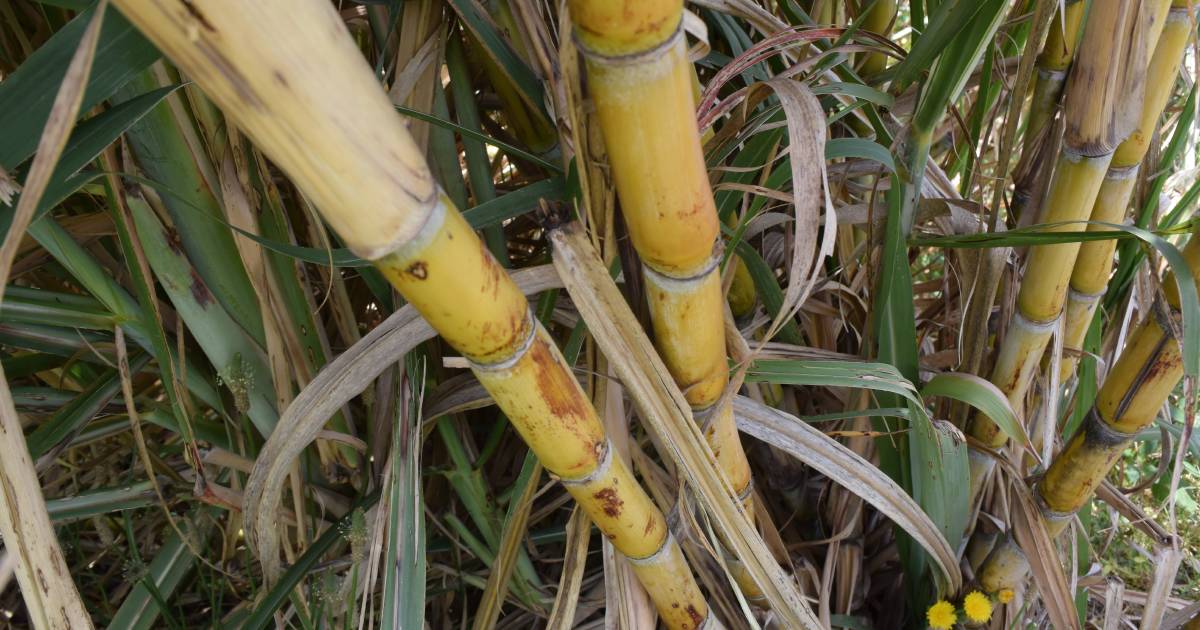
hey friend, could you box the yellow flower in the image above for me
[997,588,1014,604]
[963,591,993,623]
[926,600,957,629]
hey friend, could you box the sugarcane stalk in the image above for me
[108,2,711,627]
[567,0,763,601]
[1011,0,1086,223]
[856,0,897,78]
[980,231,1200,595]
[1022,0,1086,158]
[967,0,1165,501]
[1061,2,1194,379]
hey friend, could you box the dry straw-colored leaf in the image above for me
[0,3,108,626]
[243,266,562,582]
[732,396,963,593]
[548,221,822,629]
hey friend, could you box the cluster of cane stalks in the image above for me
[3,0,1200,627]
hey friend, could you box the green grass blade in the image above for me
[106,509,216,630]
[242,491,382,630]
[46,480,156,522]
[380,368,426,630]
[921,372,1030,450]
[115,70,264,345]
[0,2,159,170]
[25,353,150,459]
[126,194,277,434]
[444,0,545,117]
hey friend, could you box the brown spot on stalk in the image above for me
[530,338,589,421]
[406,261,427,280]
[483,243,503,298]
[468,306,528,362]
[635,17,669,36]
[644,516,656,536]
[686,605,703,627]
[190,269,215,306]
[272,70,289,88]
[178,0,216,32]
[593,487,624,518]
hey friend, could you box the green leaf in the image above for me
[811,82,895,107]
[826,138,896,172]
[911,0,1007,134]
[108,509,217,630]
[381,363,427,630]
[242,491,382,630]
[127,173,565,269]
[46,480,156,522]
[928,220,1200,377]
[921,372,1030,450]
[25,353,150,459]
[0,286,116,330]
[907,411,969,567]
[0,2,160,170]
[886,0,988,91]
[394,104,560,173]
[733,242,805,345]
[126,195,278,436]
[115,71,264,344]
[444,0,546,118]
[745,359,923,403]
[2,85,182,234]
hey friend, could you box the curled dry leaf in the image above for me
[243,266,561,582]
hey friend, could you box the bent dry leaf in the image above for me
[0,3,108,626]
[243,266,562,583]
[549,222,821,629]
[732,396,963,594]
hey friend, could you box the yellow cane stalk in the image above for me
[980,233,1200,594]
[1012,0,1086,222]
[1021,0,1086,157]
[966,0,1165,500]
[109,1,712,626]
[1061,2,1194,378]
[569,0,762,601]
[856,0,896,78]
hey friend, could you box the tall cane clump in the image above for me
[109,0,712,627]
[965,0,1166,501]
[1061,0,1194,378]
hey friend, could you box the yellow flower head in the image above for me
[963,591,993,623]
[926,600,957,629]
[997,588,1014,604]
